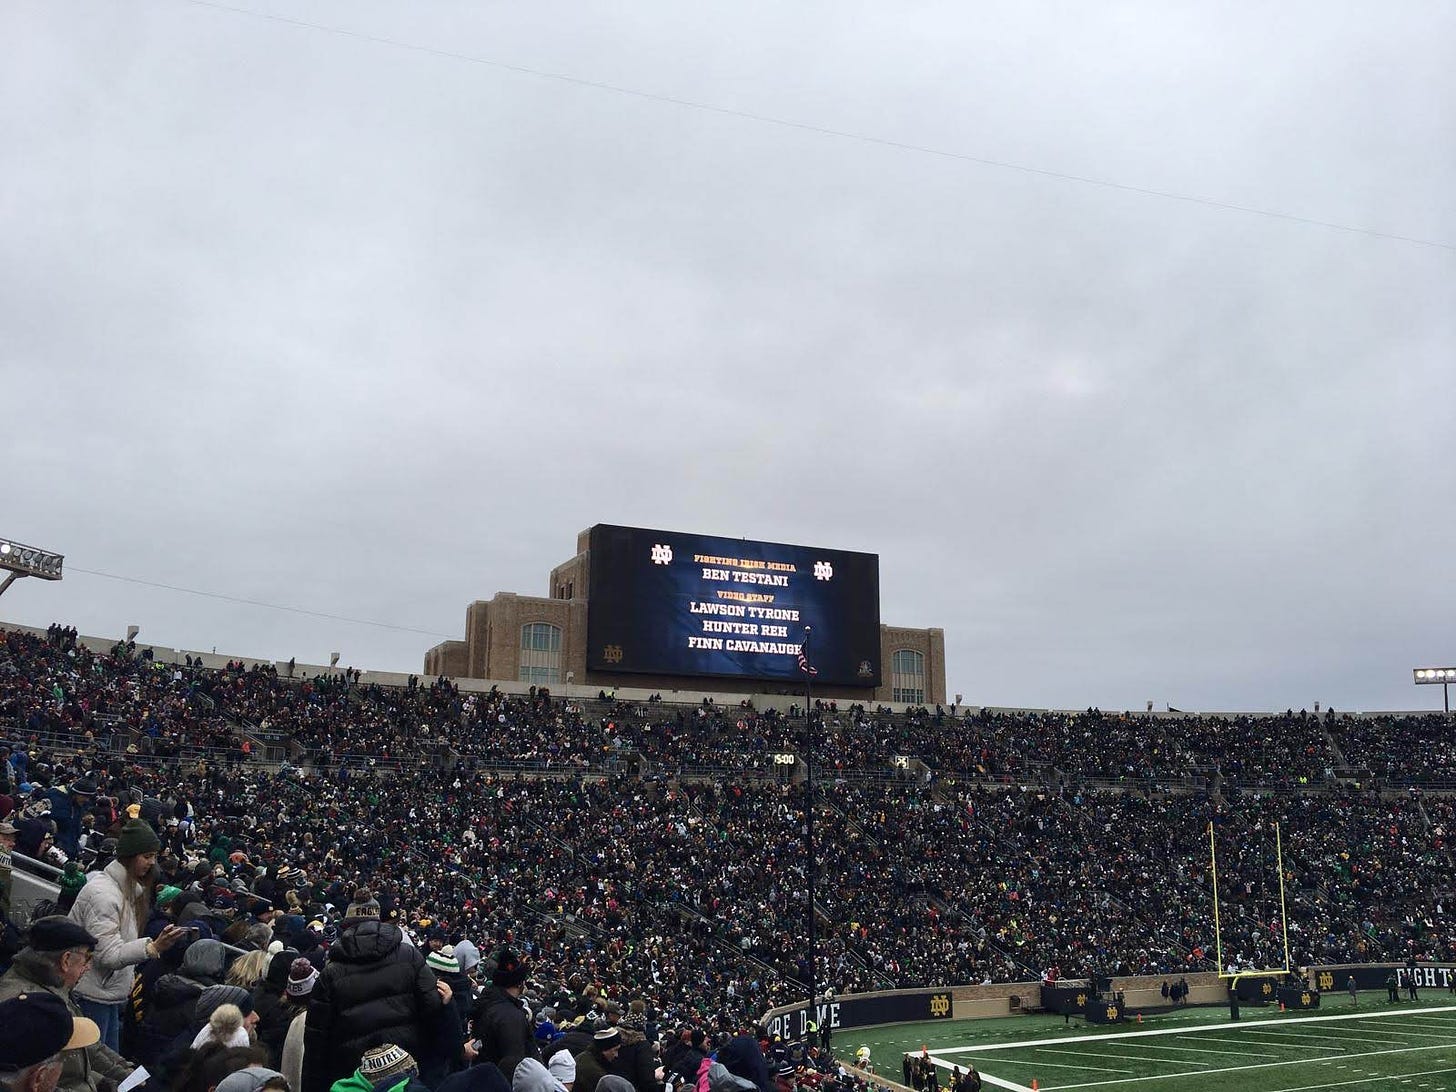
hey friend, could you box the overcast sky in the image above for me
[3,1,1453,712]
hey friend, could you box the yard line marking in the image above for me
[1037,1046,1207,1067]
[992,1056,1134,1073]
[975,1075,1032,1092]
[1267,1073,1456,1092]
[1188,1042,1281,1054]
[1322,1029,1453,1042]
[1233,1031,1353,1048]
[1115,1042,1273,1058]
[932,1004,1456,1055]
[1021,1041,1456,1089]
[1253,1028,1408,1045]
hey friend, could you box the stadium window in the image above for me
[519,622,562,685]
[891,648,925,704]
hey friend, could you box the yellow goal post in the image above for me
[1209,819,1292,979]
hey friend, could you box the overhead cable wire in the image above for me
[67,565,454,638]
[173,0,1456,253]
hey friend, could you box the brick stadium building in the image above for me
[425,527,947,704]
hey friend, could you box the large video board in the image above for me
[586,524,881,687]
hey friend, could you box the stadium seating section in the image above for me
[4,624,1454,1024]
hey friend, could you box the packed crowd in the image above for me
[8,625,1456,787]
[2,621,1455,1034]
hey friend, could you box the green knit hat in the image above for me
[115,819,161,858]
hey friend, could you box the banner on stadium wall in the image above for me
[1085,1000,1125,1024]
[762,991,953,1040]
[1234,977,1279,1005]
[1277,987,1320,1010]
[1039,984,1089,1015]
[1312,964,1456,992]
[1039,985,1124,1022]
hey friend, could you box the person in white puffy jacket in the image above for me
[69,820,187,1050]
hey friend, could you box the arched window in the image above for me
[891,649,925,704]
[519,622,562,685]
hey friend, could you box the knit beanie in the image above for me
[191,1003,250,1050]
[344,888,380,920]
[286,958,318,998]
[196,984,253,1026]
[492,948,530,988]
[426,946,460,976]
[116,819,161,858]
[359,1044,417,1084]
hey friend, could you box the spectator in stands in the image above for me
[133,938,228,1079]
[301,904,445,1092]
[0,918,136,1092]
[69,820,188,1051]
[252,950,303,1064]
[572,1029,622,1092]
[469,950,537,1080]
[0,992,101,1092]
[0,819,16,927]
[277,958,317,1089]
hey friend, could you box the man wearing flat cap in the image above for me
[0,919,133,1092]
[0,991,102,1092]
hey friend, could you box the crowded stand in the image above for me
[3,620,1456,1092]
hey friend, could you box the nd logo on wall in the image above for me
[1318,972,1334,991]
[928,994,951,1018]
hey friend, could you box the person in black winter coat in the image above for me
[469,948,537,1080]
[133,938,229,1078]
[427,947,474,1039]
[609,1028,659,1092]
[668,1030,709,1086]
[252,948,300,1063]
[301,916,445,1092]
[717,1034,772,1092]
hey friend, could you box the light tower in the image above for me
[0,537,65,599]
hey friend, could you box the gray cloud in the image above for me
[2,0,1452,711]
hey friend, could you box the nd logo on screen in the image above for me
[651,544,673,565]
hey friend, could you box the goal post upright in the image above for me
[1211,818,1294,979]
[1277,821,1292,974]
[1209,821,1225,976]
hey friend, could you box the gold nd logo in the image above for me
[1261,982,1273,996]
[1105,1006,1118,1021]
[603,645,624,664]
[1318,972,1334,991]
[1075,993,1087,1008]
[1300,992,1312,1006]
[929,994,951,1017]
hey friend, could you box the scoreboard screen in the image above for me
[586,524,881,686]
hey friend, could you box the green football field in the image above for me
[843,995,1456,1091]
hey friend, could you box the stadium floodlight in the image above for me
[1414,666,1456,714]
[0,536,64,599]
